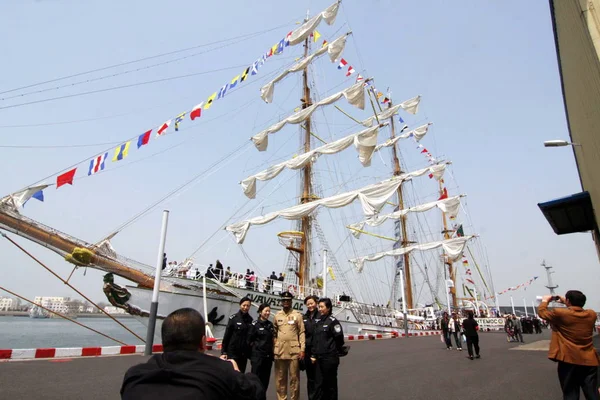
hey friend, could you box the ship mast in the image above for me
[441,181,458,309]
[298,29,313,291]
[387,101,414,310]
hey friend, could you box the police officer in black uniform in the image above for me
[221,297,253,372]
[248,303,275,392]
[303,295,320,400]
[311,297,346,400]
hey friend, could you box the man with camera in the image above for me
[538,291,599,399]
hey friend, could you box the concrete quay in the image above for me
[0,331,596,400]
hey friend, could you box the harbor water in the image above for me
[0,316,157,349]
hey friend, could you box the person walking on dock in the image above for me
[448,313,463,351]
[221,297,253,373]
[273,291,305,400]
[440,312,452,350]
[512,315,524,343]
[461,311,480,360]
[120,308,264,400]
[248,303,275,392]
[538,291,600,400]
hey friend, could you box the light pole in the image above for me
[543,140,581,147]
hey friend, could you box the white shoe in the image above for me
[458,348,462,351]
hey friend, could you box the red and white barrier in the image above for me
[0,338,219,361]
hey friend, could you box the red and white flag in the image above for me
[346,65,355,77]
[190,103,203,121]
[157,120,171,136]
[356,74,364,83]
[337,58,347,70]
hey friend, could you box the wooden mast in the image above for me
[387,101,414,310]
[298,33,312,292]
[440,180,458,309]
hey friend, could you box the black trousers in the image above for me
[305,353,318,400]
[232,356,248,374]
[514,329,524,342]
[250,356,272,392]
[465,335,480,357]
[557,361,600,400]
[315,355,339,400]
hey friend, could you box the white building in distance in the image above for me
[33,297,74,314]
[103,306,126,315]
[0,297,14,311]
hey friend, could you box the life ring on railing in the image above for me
[287,285,297,296]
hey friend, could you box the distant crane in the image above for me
[541,260,558,295]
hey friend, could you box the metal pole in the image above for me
[445,279,453,315]
[495,293,501,317]
[510,295,515,316]
[473,287,480,317]
[523,298,528,317]
[399,268,408,337]
[203,272,209,337]
[145,210,169,356]
[322,250,327,298]
[531,300,537,318]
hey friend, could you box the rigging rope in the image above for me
[0,232,145,342]
[0,286,128,346]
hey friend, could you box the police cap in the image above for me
[280,291,294,300]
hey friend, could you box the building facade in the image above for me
[541,0,600,258]
[0,297,14,311]
[33,296,73,314]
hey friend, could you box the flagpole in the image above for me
[495,293,501,317]
[531,300,538,318]
[523,298,528,317]
[473,287,480,317]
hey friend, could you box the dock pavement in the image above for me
[0,331,598,399]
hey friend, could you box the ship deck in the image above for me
[2,330,597,399]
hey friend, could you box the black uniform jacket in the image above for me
[303,309,320,355]
[311,314,345,358]
[461,318,479,337]
[222,310,253,358]
[248,318,275,360]
[120,350,265,400]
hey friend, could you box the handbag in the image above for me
[440,334,445,343]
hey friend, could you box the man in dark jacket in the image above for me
[221,297,253,372]
[120,308,264,400]
[461,311,480,360]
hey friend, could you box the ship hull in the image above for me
[125,282,401,339]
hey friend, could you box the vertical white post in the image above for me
[523,298,528,317]
[445,279,453,316]
[145,210,169,356]
[399,268,408,337]
[495,293,501,316]
[203,272,209,337]
[473,287,480,317]
[322,250,328,298]
[532,300,537,318]
[510,296,515,316]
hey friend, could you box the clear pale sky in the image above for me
[1,0,599,311]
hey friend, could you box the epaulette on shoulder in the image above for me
[229,314,237,319]
[329,316,336,321]
[252,320,258,325]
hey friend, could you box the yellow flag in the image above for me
[271,44,278,55]
[204,92,217,110]
[112,141,130,162]
[327,266,335,281]
[313,30,321,43]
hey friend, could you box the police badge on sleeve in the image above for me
[334,324,342,333]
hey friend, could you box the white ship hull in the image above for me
[125,279,401,339]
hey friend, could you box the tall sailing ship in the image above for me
[0,2,497,338]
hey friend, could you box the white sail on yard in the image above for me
[348,195,464,238]
[288,1,341,46]
[261,33,350,103]
[242,124,385,199]
[361,96,422,127]
[350,236,474,273]
[226,163,449,244]
[251,81,366,151]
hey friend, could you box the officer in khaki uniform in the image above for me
[273,291,305,400]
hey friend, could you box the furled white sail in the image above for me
[261,33,350,103]
[351,236,474,273]
[288,1,340,46]
[242,124,384,199]
[348,195,463,238]
[252,82,365,151]
[362,96,422,127]
[0,185,49,210]
[356,123,432,166]
[226,163,449,244]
